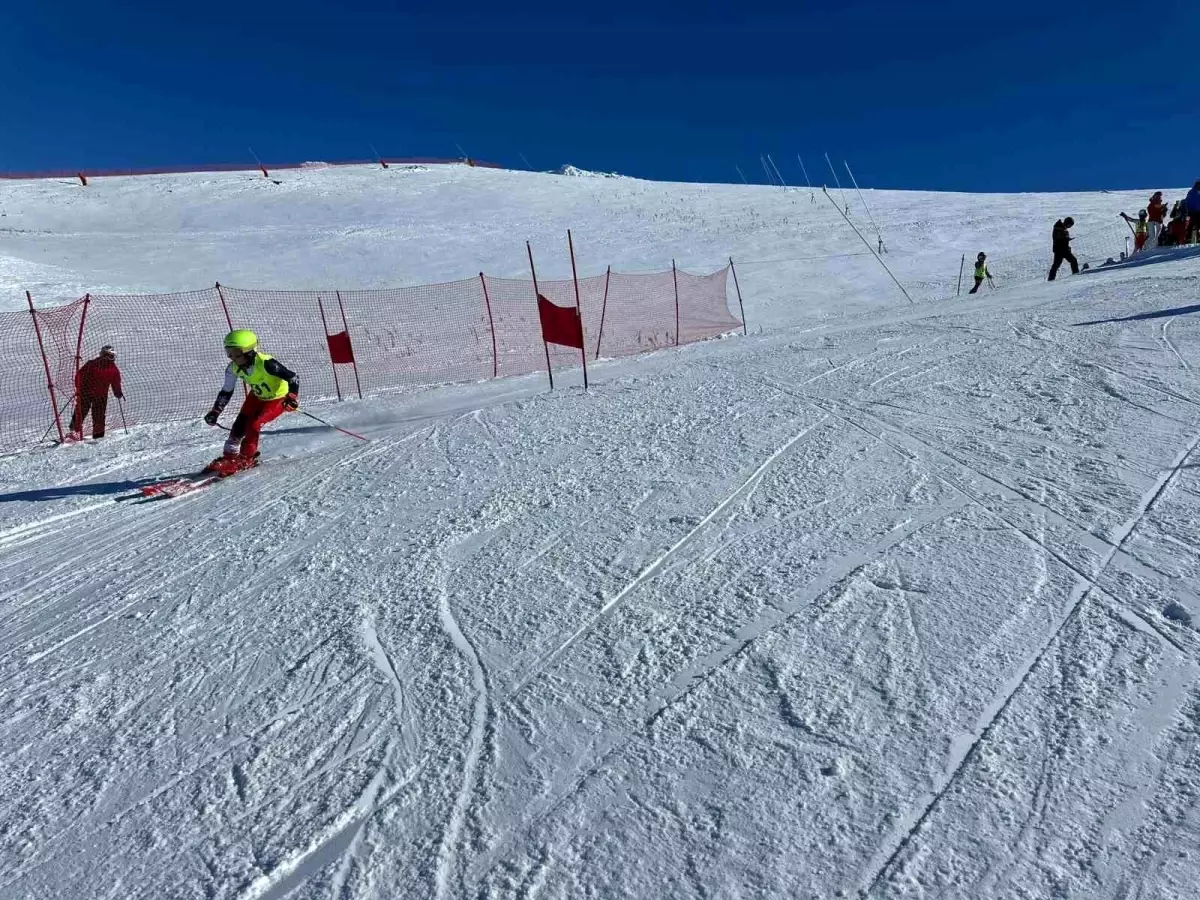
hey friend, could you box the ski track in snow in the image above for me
[433,563,491,900]
[1161,316,1191,372]
[506,412,829,700]
[859,428,1200,897]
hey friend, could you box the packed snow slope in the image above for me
[2,166,1200,899]
[0,162,1179,321]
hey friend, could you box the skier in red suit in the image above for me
[72,346,123,439]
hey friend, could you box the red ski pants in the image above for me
[229,393,286,458]
[71,395,108,438]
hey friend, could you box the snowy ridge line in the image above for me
[850,422,1200,896]
[0,156,492,181]
[504,413,829,701]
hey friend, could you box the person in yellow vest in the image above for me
[1120,210,1150,253]
[203,329,299,475]
[968,252,993,294]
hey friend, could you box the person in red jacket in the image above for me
[71,345,123,438]
[1147,191,1167,246]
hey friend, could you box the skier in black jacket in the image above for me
[1048,217,1078,281]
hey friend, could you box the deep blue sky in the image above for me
[4,1,1197,191]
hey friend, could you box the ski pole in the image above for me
[118,398,130,435]
[300,409,369,442]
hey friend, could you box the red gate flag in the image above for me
[537,294,584,349]
[326,330,355,364]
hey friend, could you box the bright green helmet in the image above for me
[223,329,258,352]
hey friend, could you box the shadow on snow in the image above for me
[0,478,162,503]
[1074,302,1200,327]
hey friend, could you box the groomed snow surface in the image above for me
[2,165,1200,899]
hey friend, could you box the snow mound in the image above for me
[558,164,624,179]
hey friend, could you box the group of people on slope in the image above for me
[1119,183,1200,255]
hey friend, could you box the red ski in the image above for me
[139,474,220,498]
[139,462,256,499]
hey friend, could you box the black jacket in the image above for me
[1052,220,1073,254]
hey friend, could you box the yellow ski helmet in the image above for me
[223,329,258,352]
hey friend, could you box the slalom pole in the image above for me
[767,154,788,188]
[760,155,776,185]
[797,153,815,203]
[822,187,913,305]
[825,152,850,213]
[300,409,370,442]
[844,161,884,251]
[118,398,130,435]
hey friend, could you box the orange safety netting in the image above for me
[1,264,742,451]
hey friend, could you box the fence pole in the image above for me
[595,266,611,360]
[335,291,364,400]
[216,283,247,398]
[249,147,269,179]
[672,259,681,345]
[957,254,965,297]
[527,242,553,390]
[567,229,589,390]
[317,296,344,401]
[27,291,65,444]
[479,273,499,378]
[215,282,235,330]
[822,187,913,304]
[729,258,748,334]
[71,293,91,440]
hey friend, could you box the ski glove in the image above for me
[282,393,300,412]
[204,407,221,426]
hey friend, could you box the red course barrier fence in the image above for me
[0,255,743,452]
